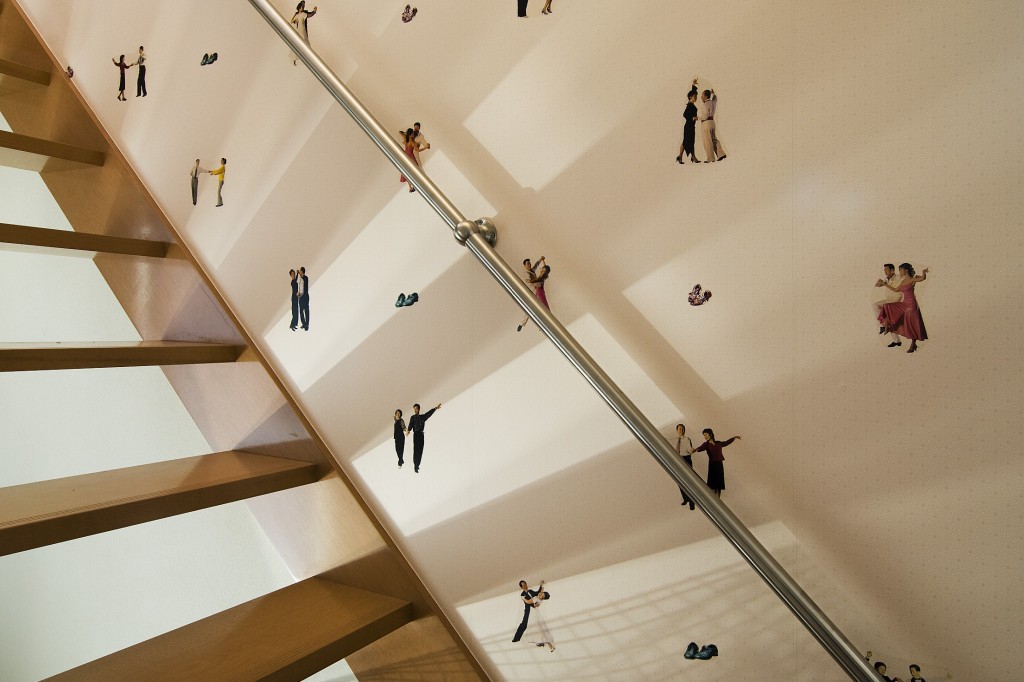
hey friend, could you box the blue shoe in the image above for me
[683,642,699,659]
[403,292,419,306]
[395,293,406,307]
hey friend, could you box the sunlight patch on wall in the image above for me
[262,150,493,392]
[352,313,678,536]
[458,521,809,681]
[463,9,654,191]
[623,207,799,402]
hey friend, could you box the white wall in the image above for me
[18,0,1024,680]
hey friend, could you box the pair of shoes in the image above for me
[396,292,420,307]
[695,644,719,660]
[888,341,901,348]
[683,642,699,659]
[201,52,218,66]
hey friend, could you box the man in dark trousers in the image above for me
[407,402,441,473]
[298,266,310,331]
[517,0,528,17]
[512,579,543,642]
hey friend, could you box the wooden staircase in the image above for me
[0,0,485,679]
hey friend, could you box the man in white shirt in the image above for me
[699,89,726,163]
[412,122,430,166]
[873,263,905,347]
[189,159,205,205]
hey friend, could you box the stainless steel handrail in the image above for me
[247,1,882,679]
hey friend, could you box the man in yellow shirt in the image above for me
[206,158,226,207]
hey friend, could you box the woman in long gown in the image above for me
[693,428,741,498]
[678,89,699,163]
[528,590,556,651]
[290,1,318,65]
[399,128,424,192]
[878,263,929,354]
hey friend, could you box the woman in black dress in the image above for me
[393,409,408,468]
[694,428,741,497]
[112,54,129,101]
[678,88,699,163]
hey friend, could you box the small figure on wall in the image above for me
[112,54,130,101]
[677,80,700,164]
[512,579,542,642]
[206,158,226,207]
[877,263,929,354]
[297,266,310,330]
[698,86,727,162]
[693,428,740,498]
[688,284,712,306]
[517,257,551,332]
[527,588,555,651]
[131,46,147,97]
[407,402,440,473]
[873,263,906,348]
[290,1,318,66]
[393,409,408,468]
[675,423,697,510]
[289,269,299,331]
[65,65,74,79]
[398,128,425,192]
[189,159,205,206]
[402,5,418,23]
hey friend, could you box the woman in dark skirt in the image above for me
[694,428,741,497]
[112,54,129,101]
[393,409,408,468]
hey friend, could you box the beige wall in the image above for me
[20,0,1024,679]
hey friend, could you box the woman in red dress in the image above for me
[399,128,424,192]
[877,263,929,354]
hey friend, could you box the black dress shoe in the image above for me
[888,341,901,348]
[683,642,699,659]
[201,53,209,65]
[695,644,718,660]
[396,293,406,307]
[879,326,886,334]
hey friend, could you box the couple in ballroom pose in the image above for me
[288,267,310,331]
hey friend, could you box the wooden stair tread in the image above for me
[0,341,246,371]
[0,56,50,85]
[45,578,414,681]
[0,222,168,257]
[0,129,104,171]
[0,450,319,556]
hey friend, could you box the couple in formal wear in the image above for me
[675,424,741,504]
[677,78,727,164]
[511,580,555,651]
[392,403,441,472]
[873,263,929,354]
[289,267,310,331]
[189,158,227,206]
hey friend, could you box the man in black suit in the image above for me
[407,402,441,473]
[298,266,310,331]
[289,269,299,331]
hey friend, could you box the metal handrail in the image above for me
[246,2,882,679]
